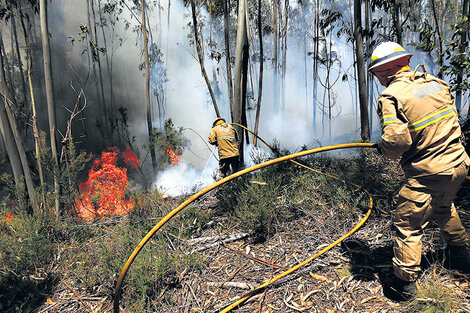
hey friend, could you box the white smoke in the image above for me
[45,0,469,199]
[153,157,218,197]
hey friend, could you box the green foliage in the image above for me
[232,173,285,242]
[0,173,27,212]
[0,211,61,312]
[218,146,388,242]
[37,131,91,217]
[417,21,437,52]
[150,119,189,168]
[440,16,470,93]
[58,140,91,215]
[407,280,461,313]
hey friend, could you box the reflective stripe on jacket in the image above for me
[208,123,240,159]
[377,66,469,177]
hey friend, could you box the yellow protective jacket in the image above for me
[377,65,469,177]
[208,122,240,159]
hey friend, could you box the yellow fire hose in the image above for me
[113,142,375,313]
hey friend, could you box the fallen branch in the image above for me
[188,233,249,252]
[207,281,253,290]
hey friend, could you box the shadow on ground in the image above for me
[340,238,453,301]
[0,273,58,313]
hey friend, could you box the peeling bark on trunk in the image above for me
[233,0,249,163]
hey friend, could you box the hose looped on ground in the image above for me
[113,141,376,313]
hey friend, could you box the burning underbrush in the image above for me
[74,147,140,221]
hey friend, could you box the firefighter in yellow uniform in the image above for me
[369,42,470,300]
[208,117,240,179]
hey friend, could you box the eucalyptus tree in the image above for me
[0,40,38,212]
[253,0,263,146]
[189,0,220,117]
[140,0,158,176]
[233,0,249,162]
[40,0,60,216]
[354,0,369,141]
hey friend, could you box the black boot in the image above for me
[383,276,418,301]
[445,244,470,273]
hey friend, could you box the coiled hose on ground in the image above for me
[113,140,376,313]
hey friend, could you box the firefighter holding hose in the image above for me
[208,117,240,179]
[369,42,470,300]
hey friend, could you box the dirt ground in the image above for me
[36,185,470,313]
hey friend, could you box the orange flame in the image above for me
[75,148,136,221]
[4,212,13,223]
[123,146,140,168]
[165,146,180,164]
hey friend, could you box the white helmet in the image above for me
[369,42,412,71]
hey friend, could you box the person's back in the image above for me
[369,41,470,301]
[208,118,240,179]
[209,122,239,159]
[378,66,467,177]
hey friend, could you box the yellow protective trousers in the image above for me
[392,160,470,281]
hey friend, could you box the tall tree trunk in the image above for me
[312,0,319,136]
[365,0,373,132]
[0,48,23,189]
[40,0,60,217]
[353,0,370,141]
[87,1,100,106]
[141,0,158,176]
[280,0,288,111]
[21,3,46,205]
[430,0,444,78]
[272,0,279,112]
[28,65,46,205]
[392,0,402,45]
[1,32,17,112]
[4,93,39,213]
[190,0,220,117]
[304,34,308,116]
[0,35,39,214]
[457,0,469,113]
[254,0,263,147]
[233,0,249,163]
[223,0,234,109]
[97,0,115,115]
[90,0,108,132]
[11,13,28,118]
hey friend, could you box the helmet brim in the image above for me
[212,117,225,127]
[369,51,412,71]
